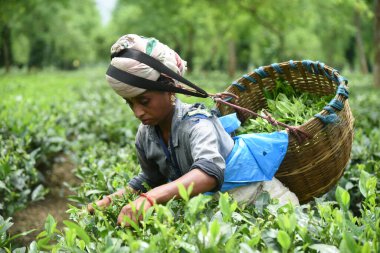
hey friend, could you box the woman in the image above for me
[88,34,298,226]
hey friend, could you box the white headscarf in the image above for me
[106,34,187,98]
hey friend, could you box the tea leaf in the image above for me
[277,213,296,234]
[178,183,189,202]
[335,186,350,211]
[44,215,56,237]
[210,219,221,243]
[219,193,236,222]
[63,220,91,245]
[277,230,291,250]
[359,170,371,197]
[339,232,358,253]
[309,244,339,253]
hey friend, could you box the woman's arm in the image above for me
[147,168,217,203]
[116,168,216,226]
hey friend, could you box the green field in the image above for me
[1,68,379,252]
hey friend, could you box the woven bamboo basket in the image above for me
[216,60,355,204]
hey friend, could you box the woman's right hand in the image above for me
[87,196,112,214]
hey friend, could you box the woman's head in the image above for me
[106,34,187,99]
[125,75,177,125]
[125,90,175,126]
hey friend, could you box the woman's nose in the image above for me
[132,104,145,118]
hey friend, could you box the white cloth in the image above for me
[227,177,299,206]
[106,34,187,98]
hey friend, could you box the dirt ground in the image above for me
[9,156,81,247]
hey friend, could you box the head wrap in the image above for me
[106,34,187,98]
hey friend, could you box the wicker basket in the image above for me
[216,60,355,203]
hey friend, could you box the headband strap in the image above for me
[107,48,209,98]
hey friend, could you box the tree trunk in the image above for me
[375,0,380,88]
[344,36,356,71]
[1,25,12,72]
[227,40,236,77]
[186,26,195,72]
[355,13,369,74]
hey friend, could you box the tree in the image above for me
[108,0,375,75]
[0,0,103,71]
[111,0,209,71]
[375,0,380,87]
[355,10,369,74]
[0,0,31,71]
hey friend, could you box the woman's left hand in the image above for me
[117,196,153,227]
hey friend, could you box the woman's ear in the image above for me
[170,93,176,105]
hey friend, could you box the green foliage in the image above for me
[108,0,374,72]
[0,214,34,252]
[177,183,193,203]
[0,69,379,252]
[1,0,376,76]
[0,69,139,215]
[238,79,334,133]
[1,0,102,69]
[21,185,377,252]
[0,135,47,216]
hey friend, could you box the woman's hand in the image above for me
[115,169,216,227]
[87,187,135,214]
[87,196,112,214]
[117,196,154,227]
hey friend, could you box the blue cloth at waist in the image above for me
[220,131,289,192]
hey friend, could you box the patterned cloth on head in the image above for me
[106,34,187,98]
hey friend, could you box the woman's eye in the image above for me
[140,99,149,105]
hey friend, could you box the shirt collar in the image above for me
[146,99,190,146]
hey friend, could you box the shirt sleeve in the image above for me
[128,130,167,192]
[188,118,225,191]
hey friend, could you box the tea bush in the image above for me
[0,69,379,252]
[0,69,138,217]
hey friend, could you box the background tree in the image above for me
[0,0,33,72]
[375,0,380,87]
[0,0,377,83]
[0,0,103,71]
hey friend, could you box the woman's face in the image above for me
[125,91,174,126]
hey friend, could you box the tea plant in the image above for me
[28,170,378,252]
[0,70,137,217]
[239,80,334,134]
[0,135,47,216]
[0,214,35,252]
[1,70,379,252]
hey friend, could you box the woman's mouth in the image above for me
[141,118,153,124]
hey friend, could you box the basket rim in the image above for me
[219,59,350,129]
